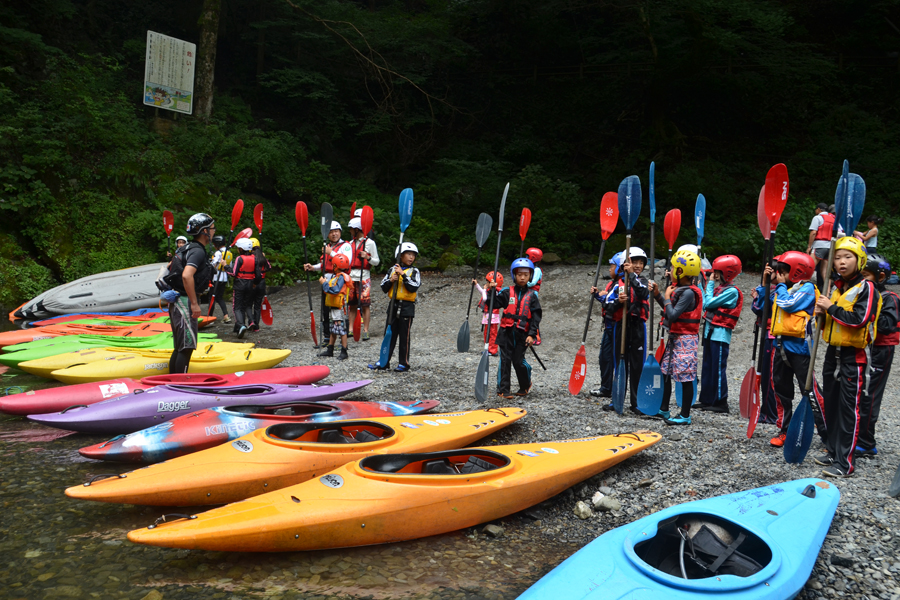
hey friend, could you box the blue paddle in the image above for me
[376,188,414,368]
[637,163,663,415]
[474,184,509,403]
[612,175,641,414]
[676,193,706,408]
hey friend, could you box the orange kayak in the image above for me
[68,408,527,506]
[0,318,214,348]
[126,431,661,552]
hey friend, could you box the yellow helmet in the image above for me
[671,250,701,279]
[250,237,260,249]
[834,236,866,271]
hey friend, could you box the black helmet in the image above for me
[864,253,891,278]
[186,213,215,237]
[212,235,225,246]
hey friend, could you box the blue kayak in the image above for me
[519,478,840,600]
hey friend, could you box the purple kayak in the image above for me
[27,380,372,434]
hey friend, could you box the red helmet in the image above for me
[332,254,350,271]
[486,271,504,288]
[774,251,815,282]
[525,247,543,263]
[711,255,742,283]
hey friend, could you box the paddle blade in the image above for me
[841,174,866,234]
[378,324,393,368]
[612,359,626,414]
[519,208,532,242]
[655,340,665,363]
[353,309,362,343]
[253,203,264,234]
[636,356,663,415]
[474,350,490,403]
[756,186,769,240]
[231,228,252,247]
[162,210,174,237]
[475,213,493,247]
[890,462,900,498]
[600,192,618,239]
[350,202,357,219]
[320,203,334,239]
[295,202,309,234]
[568,345,587,395]
[361,205,374,236]
[695,194,706,246]
[309,311,318,346]
[784,396,814,464]
[617,175,642,230]
[231,199,244,231]
[261,296,273,326]
[498,183,509,231]
[457,320,470,353]
[399,188,414,232]
[764,163,789,231]
[663,209,681,249]
[648,162,656,221]
[739,368,756,419]
[747,380,761,438]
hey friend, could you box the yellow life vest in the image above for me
[823,281,882,348]
[770,283,819,338]
[325,273,350,308]
[391,268,417,302]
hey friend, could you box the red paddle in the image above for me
[253,203,264,235]
[656,209,681,348]
[350,202,357,219]
[163,210,174,257]
[352,205,375,342]
[296,202,317,346]
[568,192,617,395]
[231,227,252,247]
[518,208,532,256]
[740,186,768,418]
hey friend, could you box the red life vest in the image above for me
[350,238,370,271]
[815,213,835,241]
[321,241,350,273]
[668,285,703,335]
[602,279,648,322]
[704,285,744,330]
[235,255,257,280]
[500,287,538,331]
[875,290,900,346]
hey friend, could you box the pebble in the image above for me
[594,497,622,512]
[573,501,593,519]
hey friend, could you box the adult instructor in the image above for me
[807,203,836,294]
[162,213,216,373]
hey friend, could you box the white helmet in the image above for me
[235,238,253,252]
[628,247,647,261]
[330,221,342,232]
[677,244,699,255]
[175,235,188,244]
[348,217,362,230]
[354,208,363,218]
[396,242,419,256]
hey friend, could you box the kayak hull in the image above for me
[0,318,214,349]
[79,399,442,462]
[30,380,371,433]
[518,478,840,600]
[124,431,659,550]
[69,408,527,506]
[0,366,330,416]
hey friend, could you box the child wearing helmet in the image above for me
[473,271,504,356]
[697,255,744,414]
[347,216,380,341]
[369,242,421,372]
[208,235,233,324]
[486,257,543,398]
[749,268,780,426]
[318,252,352,360]
[813,236,882,478]
[648,249,703,425]
[758,251,819,447]
[854,252,897,458]
[229,237,258,338]
[588,255,624,398]
[304,221,353,347]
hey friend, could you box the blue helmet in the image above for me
[510,257,535,278]
[609,251,625,275]
[865,253,891,278]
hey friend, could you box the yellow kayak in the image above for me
[126,431,661,552]
[50,346,291,384]
[19,342,254,379]
[67,408,527,506]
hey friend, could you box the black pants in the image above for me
[772,345,810,434]
[497,327,531,394]
[821,345,867,475]
[232,279,255,331]
[207,279,229,317]
[252,280,267,328]
[386,314,413,367]
[611,319,646,409]
[660,377,693,418]
[858,344,894,450]
[319,291,330,346]
[596,325,615,394]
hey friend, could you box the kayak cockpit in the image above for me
[162,385,274,396]
[359,449,510,475]
[265,420,395,446]
[225,403,336,417]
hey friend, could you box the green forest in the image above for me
[1,0,899,310]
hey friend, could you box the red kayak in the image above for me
[0,365,330,416]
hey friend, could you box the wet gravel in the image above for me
[2,265,899,599]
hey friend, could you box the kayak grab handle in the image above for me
[61,404,89,413]
[83,473,127,486]
[615,432,645,442]
[485,407,509,417]
[148,513,197,529]
[97,434,125,449]
[801,484,816,499]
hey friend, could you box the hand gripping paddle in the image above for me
[475,183,508,403]
[352,205,375,342]
[568,192,618,395]
[739,186,768,419]
[612,175,642,414]
[377,189,414,369]
[518,208,532,256]
[457,212,493,353]
[296,201,318,346]
[636,162,663,414]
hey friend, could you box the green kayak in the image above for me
[0,332,220,368]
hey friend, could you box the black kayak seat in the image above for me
[423,459,457,474]
[318,428,356,444]
[360,449,510,475]
[265,420,394,442]
[354,429,381,443]
[459,455,494,474]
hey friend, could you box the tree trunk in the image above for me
[194,0,221,121]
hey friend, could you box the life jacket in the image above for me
[235,254,257,280]
[770,282,818,338]
[875,290,900,346]
[668,285,703,335]
[500,286,538,331]
[390,267,418,302]
[823,279,882,348]
[324,273,350,308]
[815,213,836,241]
[321,241,350,273]
[164,241,214,293]
[350,238,370,271]
[704,285,743,330]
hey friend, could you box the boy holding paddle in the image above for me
[589,254,624,399]
[369,242,421,372]
[697,255,743,414]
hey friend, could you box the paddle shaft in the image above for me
[580,239,608,344]
[383,233,407,333]
[754,232,777,375]
[619,234,632,356]
[464,245,485,320]
[804,238,838,392]
[648,222,656,351]
[530,346,547,370]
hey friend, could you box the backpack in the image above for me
[164,242,214,294]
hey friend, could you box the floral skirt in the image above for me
[659,333,698,382]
